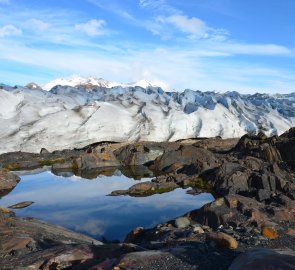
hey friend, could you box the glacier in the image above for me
[0,78,295,154]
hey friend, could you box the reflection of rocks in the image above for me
[52,165,155,180]
[0,169,20,197]
[120,165,155,180]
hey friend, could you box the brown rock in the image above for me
[3,237,33,252]
[285,228,295,236]
[0,169,20,197]
[207,232,238,249]
[262,226,279,240]
[124,227,144,243]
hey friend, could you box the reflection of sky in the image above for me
[0,171,214,241]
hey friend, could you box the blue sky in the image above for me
[0,0,295,93]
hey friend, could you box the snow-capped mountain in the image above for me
[0,80,295,153]
[43,76,161,91]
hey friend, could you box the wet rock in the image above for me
[174,217,191,229]
[8,201,34,209]
[207,232,238,249]
[229,248,295,270]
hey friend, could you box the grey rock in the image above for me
[174,217,191,229]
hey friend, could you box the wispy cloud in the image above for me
[139,0,179,15]
[75,19,106,36]
[147,15,229,40]
[88,0,136,22]
[0,24,22,37]
[26,19,50,32]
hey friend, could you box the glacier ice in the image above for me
[0,80,295,154]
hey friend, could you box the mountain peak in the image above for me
[42,76,162,91]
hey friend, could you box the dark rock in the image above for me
[40,148,50,154]
[234,134,282,163]
[229,248,295,270]
[202,162,250,196]
[115,142,169,166]
[255,189,271,202]
[153,145,220,175]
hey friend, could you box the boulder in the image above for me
[174,217,191,229]
[153,145,219,175]
[114,142,169,166]
[207,231,238,249]
[229,248,295,270]
[0,169,20,197]
[202,162,250,196]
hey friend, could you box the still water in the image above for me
[0,169,214,241]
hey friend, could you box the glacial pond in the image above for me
[0,168,214,241]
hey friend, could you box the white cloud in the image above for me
[166,15,207,36]
[147,15,228,40]
[28,19,50,31]
[139,0,179,14]
[219,43,290,55]
[0,24,22,37]
[75,19,106,36]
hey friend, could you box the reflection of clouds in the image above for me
[73,219,108,236]
[0,171,214,240]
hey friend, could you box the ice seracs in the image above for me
[0,80,295,154]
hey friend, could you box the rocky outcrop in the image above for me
[0,169,20,197]
[114,142,171,166]
[152,145,220,175]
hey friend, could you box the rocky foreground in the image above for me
[1,129,295,269]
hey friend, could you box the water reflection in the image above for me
[51,165,155,180]
[0,170,214,241]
